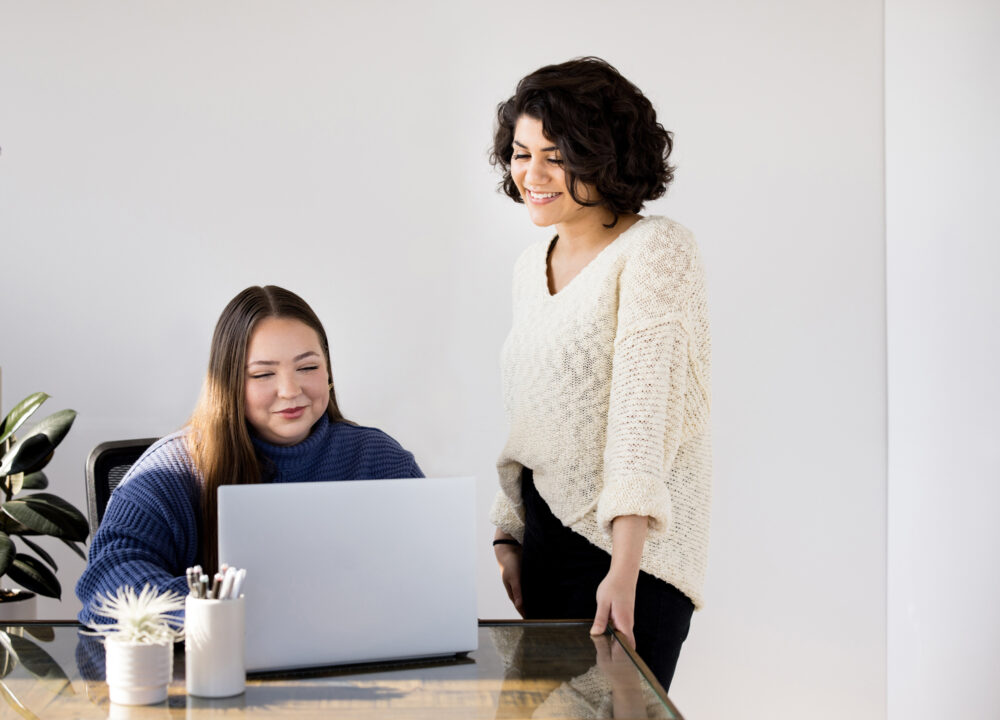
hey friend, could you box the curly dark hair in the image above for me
[490,56,674,226]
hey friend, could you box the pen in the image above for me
[210,572,224,599]
[219,566,237,600]
[231,568,246,599]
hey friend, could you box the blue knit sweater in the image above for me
[76,415,423,624]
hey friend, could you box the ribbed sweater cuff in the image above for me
[595,475,672,539]
[489,491,525,544]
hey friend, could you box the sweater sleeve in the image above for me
[75,445,199,624]
[489,487,525,544]
[362,428,425,479]
[596,224,701,538]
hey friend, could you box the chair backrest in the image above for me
[85,438,158,534]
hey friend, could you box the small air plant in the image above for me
[87,584,185,644]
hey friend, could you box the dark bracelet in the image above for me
[492,538,521,547]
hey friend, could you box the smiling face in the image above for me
[243,316,331,446]
[510,115,604,230]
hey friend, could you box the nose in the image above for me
[276,370,301,399]
[524,155,549,185]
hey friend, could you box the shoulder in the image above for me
[128,430,195,474]
[615,216,706,320]
[623,216,700,272]
[329,422,410,456]
[115,430,199,503]
[328,422,422,478]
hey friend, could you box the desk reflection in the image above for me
[0,621,682,719]
[490,625,674,719]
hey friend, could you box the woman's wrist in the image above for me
[493,529,521,556]
[608,514,648,578]
[492,538,521,547]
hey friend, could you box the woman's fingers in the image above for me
[590,592,612,636]
[497,545,525,617]
[509,576,525,617]
[611,603,637,649]
[591,574,637,648]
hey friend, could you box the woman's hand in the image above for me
[590,567,639,648]
[590,514,648,649]
[494,531,525,617]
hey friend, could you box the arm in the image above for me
[493,527,524,617]
[490,464,526,616]
[589,514,648,647]
[597,227,700,538]
[75,464,198,624]
[593,225,701,641]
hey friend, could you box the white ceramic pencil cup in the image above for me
[185,595,246,698]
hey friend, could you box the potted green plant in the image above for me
[0,392,89,619]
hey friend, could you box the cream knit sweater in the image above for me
[490,215,712,609]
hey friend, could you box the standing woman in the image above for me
[76,285,423,622]
[489,57,711,690]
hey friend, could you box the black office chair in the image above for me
[85,438,158,534]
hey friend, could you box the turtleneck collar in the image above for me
[250,413,333,483]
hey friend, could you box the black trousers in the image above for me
[519,468,694,691]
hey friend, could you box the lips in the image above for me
[275,407,306,419]
[526,189,561,204]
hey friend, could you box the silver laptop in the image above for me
[217,477,478,672]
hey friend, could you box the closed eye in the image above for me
[298,365,319,372]
[250,372,274,380]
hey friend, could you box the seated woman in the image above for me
[76,285,422,622]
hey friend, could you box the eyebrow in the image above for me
[247,351,320,367]
[513,139,559,152]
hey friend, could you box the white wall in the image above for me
[886,1,1000,719]
[0,2,886,718]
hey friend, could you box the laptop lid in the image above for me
[217,476,478,672]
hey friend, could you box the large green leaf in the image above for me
[18,537,56,572]
[0,409,76,477]
[19,472,47,491]
[0,515,32,536]
[0,393,48,447]
[0,533,12,576]
[2,502,64,537]
[5,555,60,599]
[1,494,89,542]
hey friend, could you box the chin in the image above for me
[526,210,556,228]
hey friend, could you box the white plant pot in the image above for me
[104,638,174,706]
[0,590,37,621]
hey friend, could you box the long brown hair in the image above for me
[187,286,346,573]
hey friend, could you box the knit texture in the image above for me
[76,414,422,623]
[490,216,712,608]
